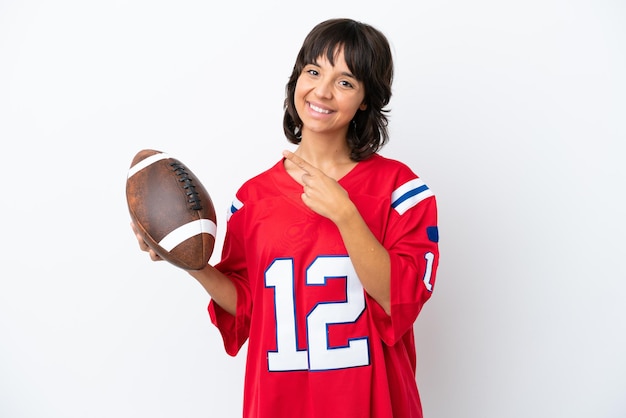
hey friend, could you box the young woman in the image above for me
[133,18,439,418]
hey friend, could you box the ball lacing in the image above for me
[170,162,203,211]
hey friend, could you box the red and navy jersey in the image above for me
[209,153,439,418]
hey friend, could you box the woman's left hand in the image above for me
[283,150,355,223]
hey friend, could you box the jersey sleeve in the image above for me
[208,196,253,356]
[368,177,440,347]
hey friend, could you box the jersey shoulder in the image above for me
[356,154,433,193]
[366,153,419,179]
[226,160,287,220]
[361,154,436,215]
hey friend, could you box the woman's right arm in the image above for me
[186,265,237,316]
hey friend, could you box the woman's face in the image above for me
[294,47,367,139]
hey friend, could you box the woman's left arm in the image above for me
[283,150,391,313]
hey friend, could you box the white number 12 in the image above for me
[264,256,370,372]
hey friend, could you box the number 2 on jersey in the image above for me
[265,256,370,372]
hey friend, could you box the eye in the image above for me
[302,64,320,77]
[339,79,354,88]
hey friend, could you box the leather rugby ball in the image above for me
[126,149,216,270]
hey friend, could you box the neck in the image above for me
[297,129,351,162]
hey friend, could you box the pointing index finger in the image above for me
[282,150,315,174]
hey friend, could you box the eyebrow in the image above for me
[340,72,359,82]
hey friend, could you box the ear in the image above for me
[359,102,367,111]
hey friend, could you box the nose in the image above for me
[314,77,333,99]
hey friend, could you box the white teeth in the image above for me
[309,103,331,114]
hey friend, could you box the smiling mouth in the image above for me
[308,102,331,114]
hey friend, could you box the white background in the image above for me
[1,0,625,417]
